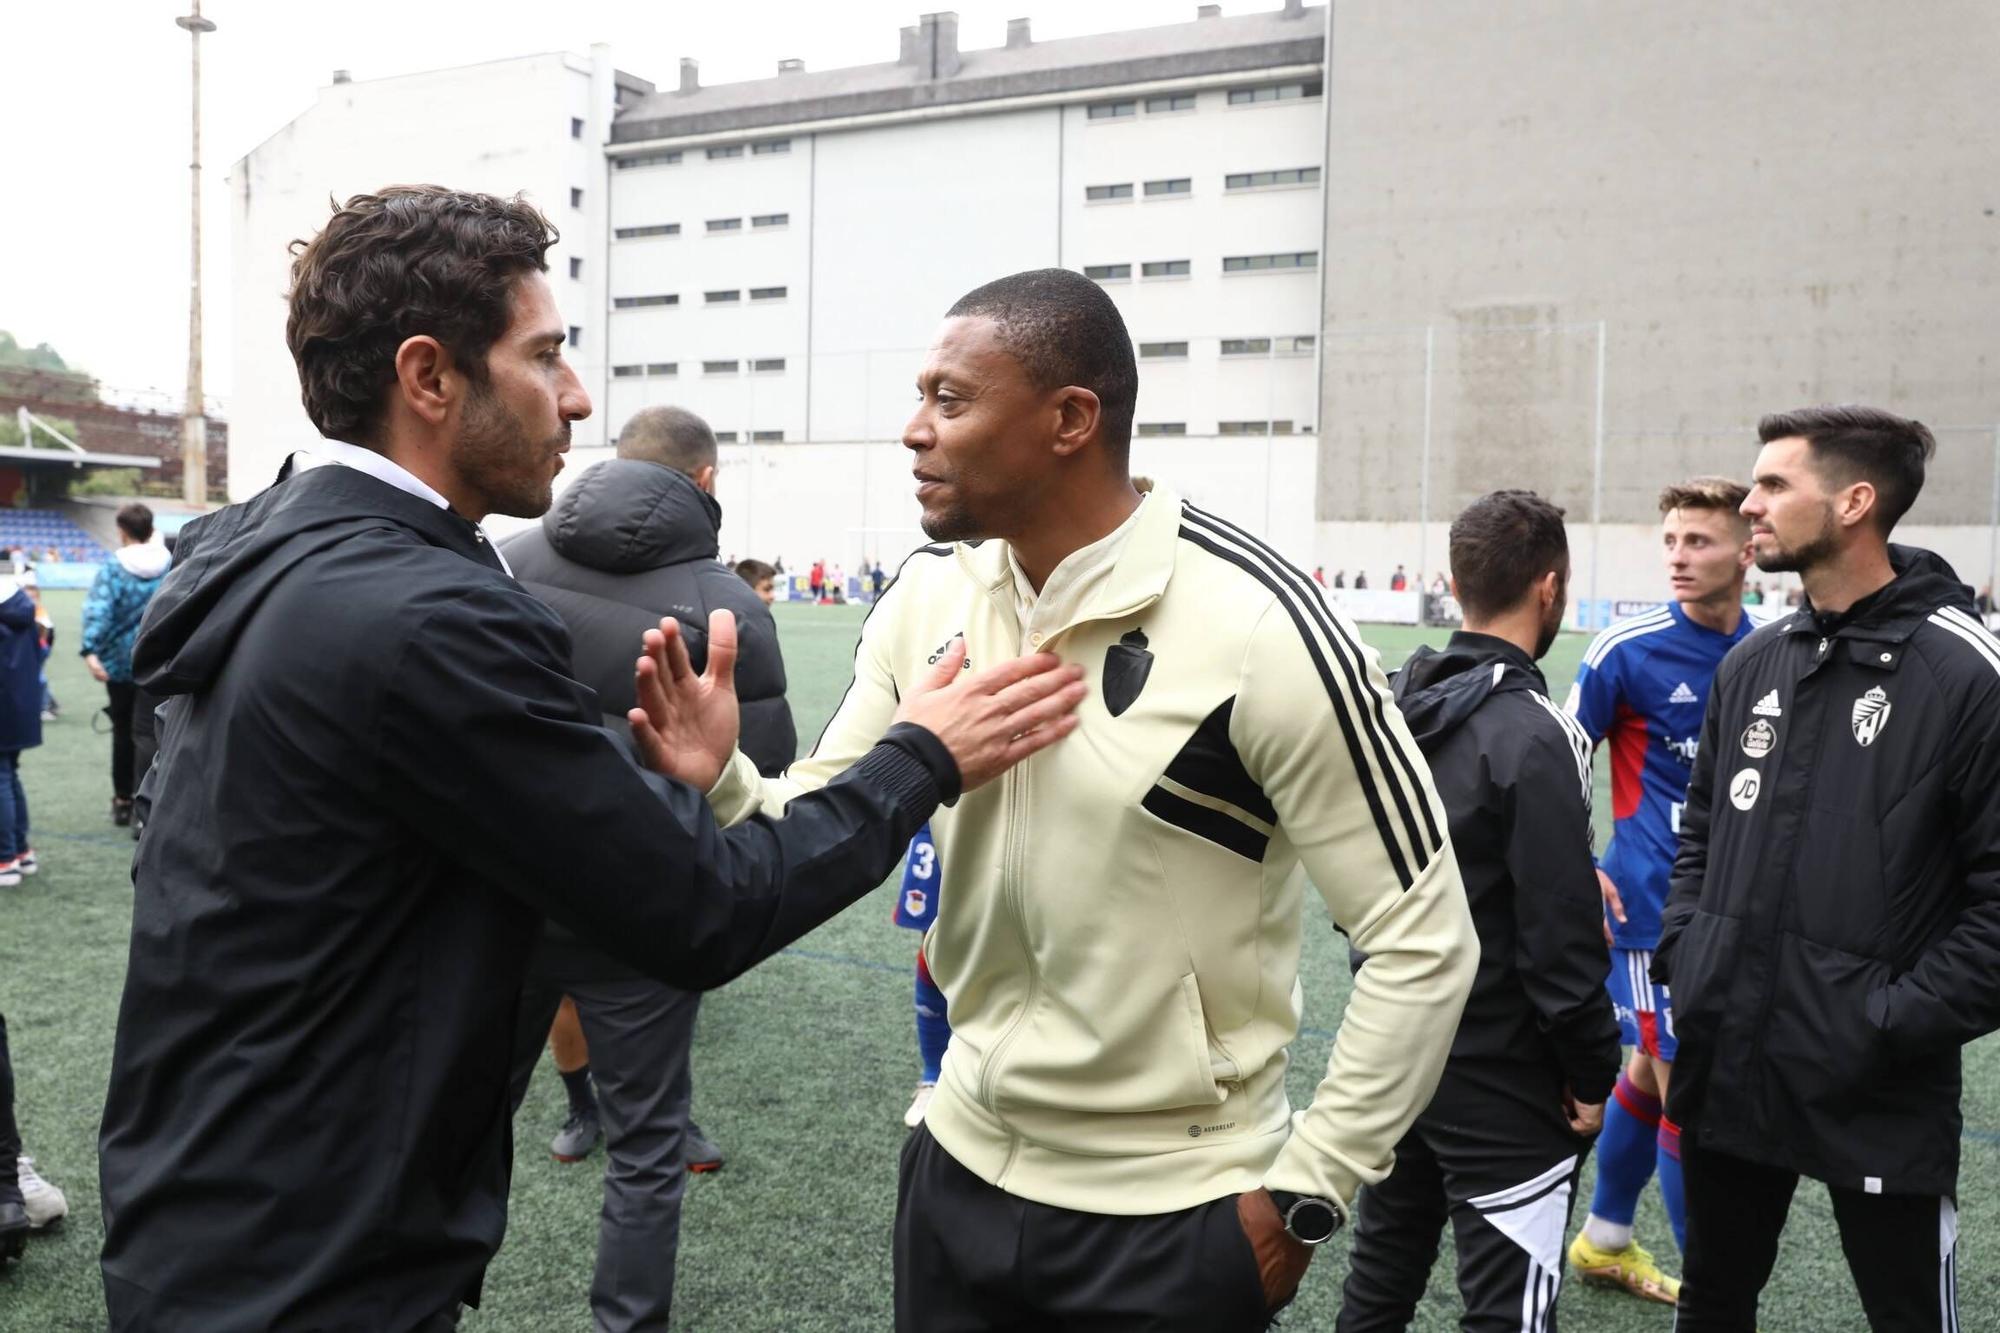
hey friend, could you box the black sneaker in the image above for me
[111,798,133,828]
[0,1199,27,1264]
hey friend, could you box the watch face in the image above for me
[1286,1198,1340,1244]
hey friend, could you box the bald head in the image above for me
[616,406,718,478]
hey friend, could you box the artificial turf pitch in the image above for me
[2,592,1996,1330]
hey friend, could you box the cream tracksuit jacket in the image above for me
[707,490,1477,1215]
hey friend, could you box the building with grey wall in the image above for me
[1315,0,2000,604]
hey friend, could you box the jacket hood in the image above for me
[540,459,721,574]
[116,541,173,580]
[132,465,491,698]
[1390,632,1547,752]
[1795,543,1977,629]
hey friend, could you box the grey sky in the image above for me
[6,0,1263,407]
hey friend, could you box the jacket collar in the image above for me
[954,486,1181,634]
[1777,543,1977,645]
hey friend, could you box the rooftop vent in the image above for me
[918,11,961,80]
[678,57,699,94]
[778,58,805,74]
[331,69,351,84]
[899,25,920,65]
[1006,17,1031,47]
[1197,4,1221,16]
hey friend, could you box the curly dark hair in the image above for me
[285,186,557,445]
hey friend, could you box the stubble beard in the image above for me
[455,382,566,520]
[1752,505,1839,576]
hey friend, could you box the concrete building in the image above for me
[603,5,1328,565]
[1315,0,2000,612]
[227,49,652,498]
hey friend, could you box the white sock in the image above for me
[1583,1214,1634,1252]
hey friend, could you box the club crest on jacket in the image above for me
[1851,686,1892,747]
[1103,627,1153,717]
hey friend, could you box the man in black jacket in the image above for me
[498,405,794,1328]
[1338,491,1618,1331]
[1655,405,1995,1331]
[95,185,1085,1333]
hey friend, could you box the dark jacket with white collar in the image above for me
[1655,545,2000,1195]
[98,461,949,1331]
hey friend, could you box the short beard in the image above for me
[1753,505,1839,574]
[918,501,983,543]
[453,379,564,520]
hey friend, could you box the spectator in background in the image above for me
[773,555,786,574]
[1390,564,1409,591]
[1334,569,1347,588]
[1978,584,1993,616]
[735,558,780,605]
[1430,572,1449,597]
[0,573,42,887]
[871,561,887,600]
[1313,565,1329,587]
[80,504,173,828]
[809,558,825,601]
[502,403,799,1328]
[1355,570,1371,590]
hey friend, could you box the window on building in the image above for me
[1083,263,1131,281]
[751,139,792,155]
[1086,100,1136,120]
[570,116,585,139]
[1085,183,1134,202]
[567,325,582,348]
[705,290,741,303]
[613,294,679,309]
[1222,251,1318,272]
[614,223,681,239]
[714,431,740,443]
[569,188,584,209]
[1143,178,1192,197]
[612,364,643,378]
[1141,260,1190,278]
[707,217,743,232]
[1221,338,1273,355]
[1226,79,1323,105]
[750,286,788,301]
[568,256,583,280]
[614,151,683,170]
[752,213,790,228]
[1136,423,1188,437]
[1138,341,1189,359]
[752,358,786,373]
[1225,166,1322,191]
[707,144,745,159]
[646,362,678,376]
[751,429,785,441]
[704,360,740,375]
[1218,420,1296,435]
[1281,335,1316,354]
[1144,93,1196,113]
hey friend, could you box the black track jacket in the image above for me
[1388,633,1620,1110]
[96,463,954,1331]
[1654,547,2000,1196]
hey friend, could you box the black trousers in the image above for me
[894,1123,1271,1332]
[130,685,162,795]
[105,680,137,800]
[0,1012,19,1207]
[1336,1106,1584,1333]
[1678,1135,1959,1332]
[507,951,701,1333]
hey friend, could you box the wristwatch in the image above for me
[1268,1190,1344,1245]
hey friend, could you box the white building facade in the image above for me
[227,48,650,498]
[604,7,1326,448]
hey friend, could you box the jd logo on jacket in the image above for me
[1103,627,1154,718]
[1852,686,1893,747]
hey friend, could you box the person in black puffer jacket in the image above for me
[500,406,795,1331]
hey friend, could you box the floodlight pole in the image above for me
[176,2,216,507]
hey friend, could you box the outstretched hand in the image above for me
[628,610,740,791]
[891,638,1088,792]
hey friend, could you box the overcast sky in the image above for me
[5,0,1272,407]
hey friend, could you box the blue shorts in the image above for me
[1605,947,1677,1062]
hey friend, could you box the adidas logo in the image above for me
[1752,690,1783,718]
[1669,682,1699,705]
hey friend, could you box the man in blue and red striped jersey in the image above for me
[1563,477,1758,1306]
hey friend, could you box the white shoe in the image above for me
[18,1156,67,1229]
[903,1081,937,1129]
[0,860,19,888]
[17,849,36,875]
